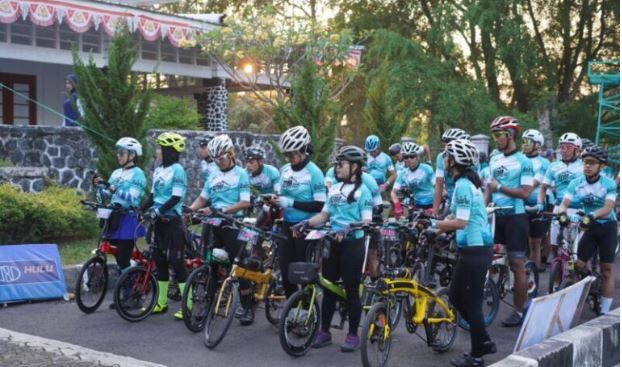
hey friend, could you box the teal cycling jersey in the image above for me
[367,152,395,184]
[563,174,618,222]
[542,159,583,207]
[108,166,147,209]
[249,164,280,195]
[393,163,435,206]
[322,182,373,239]
[526,155,550,205]
[451,177,493,247]
[479,165,490,185]
[279,161,326,223]
[152,163,187,216]
[435,152,456,197]
[200,160,219,183]
[488,151,534,215]
[325,167,382,207]
[601,166,615,180]
[395,160,406,176]
[200,165,251,217]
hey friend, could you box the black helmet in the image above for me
[245,147,265,160]
[581,145,607,163]
[336,145,367,165]
[198,136,212,146]
[581,138,594,150]
[388,143,402,156]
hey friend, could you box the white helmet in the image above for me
[207,134,234,158]
[115,137,143,156]
[442,128,470,143]
[401,142,421,156]
[279,126,311,153]
[445,139,479,167]
[522,129,544,146]
[558,132,582,148]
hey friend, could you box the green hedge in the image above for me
[0,184,98,244]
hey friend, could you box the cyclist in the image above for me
[93,137,147,308]
[140,132,188,318]
[580,138,614,179]
[521,129,550,272]
[292,145,373,352]
[187,134,254,324]
[364,134,396,193]
[433,128,471,217]
[391,142,434,218]
[485,116,534,328]
[275,126,326,298]
[198,136,218,182]
[430,139,496,367]
[537,133,583,251]
[388,142,405,176]
[245,146,280,195]
[558,145,617,315]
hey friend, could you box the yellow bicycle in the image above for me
[361,277,457,367]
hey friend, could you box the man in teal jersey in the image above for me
[433,128,471,217]
[364,134,396,192]
[484,116,533,328]
[388,142,406,176]
[558,146,618,315]
[537,132,584,248]
[521,129,550,272]
[391,142,435,219]
[245,147,280,195]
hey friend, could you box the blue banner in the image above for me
[0,244,67,303]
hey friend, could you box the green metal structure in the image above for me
[588,60,620,167]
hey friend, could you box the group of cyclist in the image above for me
[93,114,618,367]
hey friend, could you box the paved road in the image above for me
[0,261,618,367]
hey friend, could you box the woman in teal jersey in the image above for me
[558,146,618,315]
[433,128,471,217]
[391,142,434,218]
[140,132,188,317]
[431,139,496,367]
[274,126,326,298]
[292,145,373,352]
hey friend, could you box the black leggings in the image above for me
[449,246,493,358]
[110,239,134,271]
[321,237,365,336]
[279,222,312,297]
[153,216,188,283]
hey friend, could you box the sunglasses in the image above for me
[214,154,229,163]
[403,154,418,160]
[284,151,298,159]
[492,131,509,139]
[522,139,535,146]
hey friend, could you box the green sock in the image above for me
[157,281,169,306]
[178,282,192,310]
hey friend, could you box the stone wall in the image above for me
[0,125,281,201]
[194,78,228,132]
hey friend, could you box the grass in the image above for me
[57,237,151,266]
[0,157,14,167]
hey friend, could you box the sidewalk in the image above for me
[0,327,167,367]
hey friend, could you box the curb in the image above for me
[63,263,120,293]
[490,308,620,367]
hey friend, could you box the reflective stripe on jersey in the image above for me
[488,151,534,215]
[200,165,251,217]
[563,175,617,222]
[279,161,326,222]
[152,163,187,216]
[109,166,147,209]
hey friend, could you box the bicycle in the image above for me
[75,200,141,314]
[361,263,457,367]
[547,212,582,294]
[202,211,288,349]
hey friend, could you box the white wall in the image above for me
[0,58,72,126]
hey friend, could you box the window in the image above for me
[60,23,78,50]
[0,74,37,125]
[35,24,56,48]
[179,47,194,64]
[160,41,177,62]
[0,23,7,43]
[142,39,158,60]
[10,19,32,45]
[82,27,100,53]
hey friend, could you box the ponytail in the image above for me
[347,164,363,204]
[455,165,482,188]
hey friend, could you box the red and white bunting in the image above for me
[65,8,93,33]
[28,2,55,27]
[167,26,190,47]
[0,0,20,24]
[137,16,161,42]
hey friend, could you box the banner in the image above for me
[0,244,67,303]
[514,275,594,352]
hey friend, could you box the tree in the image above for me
[72,31,152,178]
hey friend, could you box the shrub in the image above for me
[143,94,201,131]
[0,184,98,244]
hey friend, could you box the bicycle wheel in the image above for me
[525,261,539,298]
[361,302,392,367]
[548,261,563,294]
[204,279,239,349]
[75,256,108,314]
[113,266,157,322]
[265,277,286,325]
[457,277,500,331]
[278,288,320,357]
[425,287,457,353]
[182,265,215,332]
